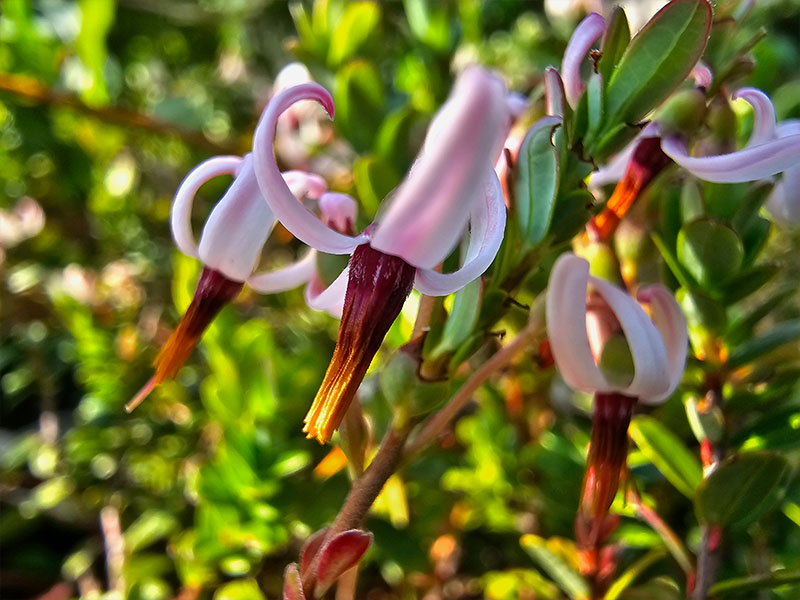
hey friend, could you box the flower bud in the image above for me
[655,87,707,138]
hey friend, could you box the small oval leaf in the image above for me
[695,451,789,527]
[315,529,373,597]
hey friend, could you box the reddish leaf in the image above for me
[282,563,306,600]
[300,527,330,577]
[314,530,373,597]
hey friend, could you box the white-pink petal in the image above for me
[590,276,670,399]
[413,169,506,296]
[305,265,349,318]
[197,155,275,282]
[282,170,327,200]
[546,254,611,393]
[319,192,358,233]
[589,122,660,188]
[733,87,777,147]
[660,134,800,183]
[370,67,509,269]
[637,285,688,404]
[171,155,243,258]
[561,13,606,108]
[247,250,317,294]
[691,62,713,89]
[252,83,366,254]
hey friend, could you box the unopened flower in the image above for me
[128,154,332,411]
[546,253,687,578]
[252,67,510,442]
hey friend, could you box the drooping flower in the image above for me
[252,67,510,442]
[546,252,687,585]
[127,154,348,411]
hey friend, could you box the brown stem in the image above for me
[301,426,410,595]
[403,298,545,460]
[0,72,240,155]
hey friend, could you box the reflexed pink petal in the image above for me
[546,254,610,392]
[305,266,349,318]
[283,563,306,600]
[733,87,777,146]
[766,176,800,226]
[562,13,606,108]
[545,67,565,118]
[247,250,317,294]
[314,530,373,597]
[661,133,800,183]
[171,155,242,258]
[637,285,688,404]
[319,192,358,234]
[370,67,509,269]
[197,156,275,282]
[282,170,328,200]
[413,169,506,296]
[691,62,713,89]
[590,277,670,399]
[252,83,365,254]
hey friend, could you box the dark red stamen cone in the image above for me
[126,267,242,411]
[589,137,672,241]
[575,392,637,597]
[304,244,416,443]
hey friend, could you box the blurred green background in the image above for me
[2,1,800,599]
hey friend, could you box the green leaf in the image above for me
[726,289,794,345]
[597,7,631,82]
[403,0,451,52]
[629,416,703,498]
[77,0,114,105]
[327,1,380,67]
[695,451,789,527]
[515,118,560,250]
[520,534,589,600]
[353,155,400,218]
[335,60,385,152]
[605,0,711,126]
[214,579,266,600]
[124,510,179,553]
[676,219,743,290]
[430,278,482,360]
[710,570,800,597]
[719,264,777,305]
[725,319,800,369]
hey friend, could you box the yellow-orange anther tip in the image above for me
[126,377,156,413]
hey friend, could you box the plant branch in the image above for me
[0,72,241,155]
[403,297,545,460]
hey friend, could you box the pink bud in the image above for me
[314,529,373,597]
[282,563,306,600]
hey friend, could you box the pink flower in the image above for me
[546,253,687,404]
[251,66,511,442]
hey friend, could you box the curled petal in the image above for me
[319,192,358,234]
[198,155,275,282]
[590,276,670,399]
[545,67,565,118]
[370,67,509,268]
[766,176,800,226]
[733,87,777,146]
[252,83,365,254]
[660,133,800,183]
[691,62,713,89]
[413,169,506,296]
[282,170,327,200]
[305,265,349,318]
[247,250,317,294]
[171,155,242,258]
[637,285,688,404]
[562,13,606,108]
[546,254,610,392]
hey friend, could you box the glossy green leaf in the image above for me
[597,7,631,82]
[430,278,482,360]
[710,570,800,597]
[605,0,712,126]
[353,155,400,218]
[677,219,743,289]
[515,119,560,250]
[520,534,589,599]
[695,451,789,527]
[327,1,380,66]
[725,319,800,369]
[719,264,777,304]
[629,416,703,498]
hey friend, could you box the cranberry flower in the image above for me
[546,253,687,577]
[252,67,510,442]
[127,154,351,411]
